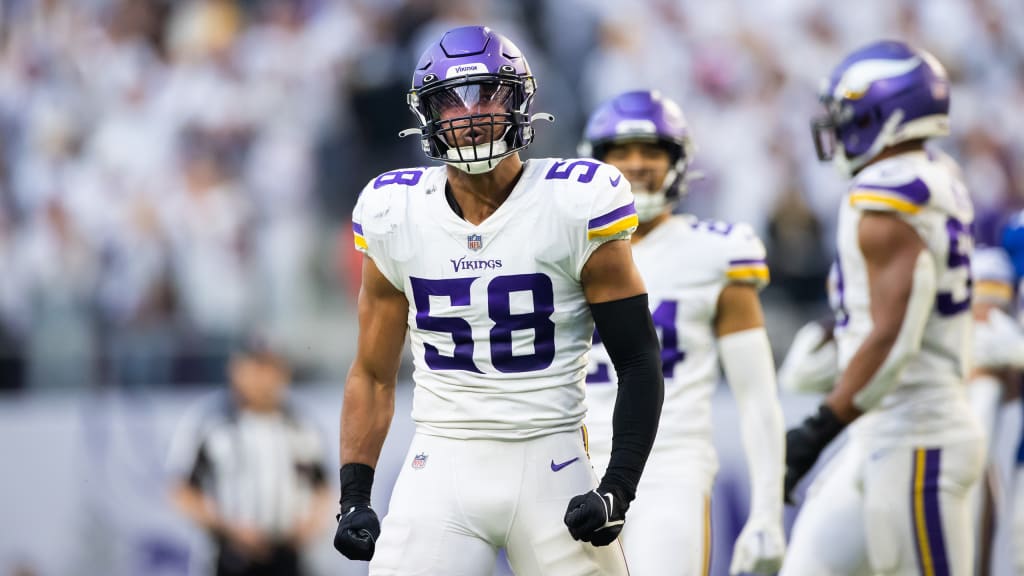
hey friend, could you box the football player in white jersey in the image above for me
[970,212,1024,574]
[331,26,666,576]
[578,90,786,575]
[782,40,986,576]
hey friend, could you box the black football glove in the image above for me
[564,486,628,546]
[333,463,380,561]
[784,404,846,504]
[334,504,380,561]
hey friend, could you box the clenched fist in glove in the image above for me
[784,404,846,503]
[564,486,628,546]
[333,463,380,561]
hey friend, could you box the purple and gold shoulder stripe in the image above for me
[726,258,770,285]
[848,178,930,214]
[587,203,639,241]
[353,221,367,251]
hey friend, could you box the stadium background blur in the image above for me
[0,0,1021,575]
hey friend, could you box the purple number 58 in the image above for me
[410,273,556,373]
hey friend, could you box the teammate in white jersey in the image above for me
[578,90,786,575]
[331,26,665,576]
[782,40,985,576]
[970,212,1024,574]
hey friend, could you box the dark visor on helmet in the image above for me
[418,79,522,153]
[422,82,517,120]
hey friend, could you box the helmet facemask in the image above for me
[812,93,910,177]
[408,74,537,174]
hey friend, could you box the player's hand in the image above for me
[974,307,1024,369]
[288,515,323,547]
[777,319,838,394]
[729,517,785,574]
[784,404,845,504]
[564,488,627,546]
[333,505,380,561]
[224,523,271,558]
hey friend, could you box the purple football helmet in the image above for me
[402,26,552,174]
[812,40,950,175]
[579,90,695,221]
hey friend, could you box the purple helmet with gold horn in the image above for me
[812,40,950,175]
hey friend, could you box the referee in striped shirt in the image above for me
[169,337,332,576]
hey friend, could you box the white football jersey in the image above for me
[352,158,637,441]
[973,245,1021,314]
[830,150,980,445]
[585,215,769,468]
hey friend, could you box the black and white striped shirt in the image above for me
[168,392,328,537]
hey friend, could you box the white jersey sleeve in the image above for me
[572,162,637,277]
[352,167,427,292]
[715,221,771,290]
[972,246,1015,305]
[846,158,933,216]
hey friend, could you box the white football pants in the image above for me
[590,443,716,576]
[782,436,984,576]
[370,429,629,576]
[1013,466,1024,575]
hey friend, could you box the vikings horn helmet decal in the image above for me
[812,40,950,176]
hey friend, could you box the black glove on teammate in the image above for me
[564,485,628,546]
[784,404,846,503]
[334,463,380,561]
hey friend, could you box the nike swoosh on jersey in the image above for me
[609,175,622,187]
[550,457,580,472]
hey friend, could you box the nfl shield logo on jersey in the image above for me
[467,234,483,252]
[411,453,428,469]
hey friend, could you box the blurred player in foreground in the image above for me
[971,211,1024,574]
[580,90,786,575]
[782,40,984,576]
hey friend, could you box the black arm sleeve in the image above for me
[591,293,664,503]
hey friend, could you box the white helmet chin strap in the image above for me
[445,140,510,174]
[632,167,681,223]
[632,189,668,223]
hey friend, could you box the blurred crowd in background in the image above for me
[0,0,1021,390]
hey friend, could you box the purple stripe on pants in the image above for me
[923,448,949,576]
